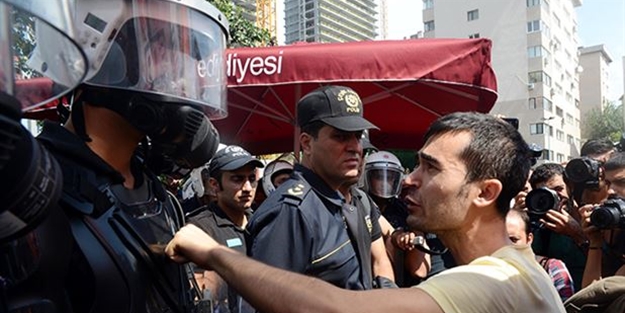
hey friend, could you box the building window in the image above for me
[556,130,564,141]
[566,113,573,125]
[567,135,574,144]
[423,0,434,9]
[527,20,541,32]
[467,9,479,21]
[543,150,553,161]
[469,33,480,39]
[527,0,540,7]
[556,106,563,117]
[530,123,544,135]
[529,97,537,109]
[557,153,565,163]
[529,71,552,87]
[424,20,435,32]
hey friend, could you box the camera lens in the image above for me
[590,207,620,229]
[526,187,559,215]
[565,158,592,183]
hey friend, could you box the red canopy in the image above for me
[24,38,498,155]
[215,38,498,154]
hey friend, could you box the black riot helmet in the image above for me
[29,0,230,170]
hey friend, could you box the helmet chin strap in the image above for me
[69,92,93,142]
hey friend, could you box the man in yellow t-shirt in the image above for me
[166,112,565,313]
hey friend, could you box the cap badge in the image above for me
[337,89,361,113]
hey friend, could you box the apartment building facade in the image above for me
[423,0,584,162]
[284,0,377,44]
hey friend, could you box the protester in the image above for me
[166,112,565,313]
[187,145,263,313]
[246,85,379,290]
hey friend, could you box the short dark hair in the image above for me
[424,112,531,217]
[529,163,565,189]
[300,120,326,139]
[580,138,614,157]
[604,152,625,172]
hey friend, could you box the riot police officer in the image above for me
[1,0,229,312]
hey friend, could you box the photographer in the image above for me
[579,152,625,288]
[527,163,587,291]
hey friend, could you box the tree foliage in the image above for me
[207,0,273,48]
[581,102,624,142]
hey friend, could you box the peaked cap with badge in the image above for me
[209,145,264,177]
[297,85,379,132]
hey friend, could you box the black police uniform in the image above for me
[247,164,370,290]
[8,121,201,313]
[187,202,254,313]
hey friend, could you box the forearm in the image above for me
[581,248,603,288]
[406,249,431,279]
[371,238,395,281]
[204,246,353,313]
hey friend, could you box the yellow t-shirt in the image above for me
[417,245,565,313]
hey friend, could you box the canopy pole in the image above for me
[294,85,301,162]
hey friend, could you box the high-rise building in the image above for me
[422,0,584,162]
[578,45,613,118]
[284,0,378,44]
[232,0,258,24]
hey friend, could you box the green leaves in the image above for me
[207,0,273,48]
[581,102,624,142]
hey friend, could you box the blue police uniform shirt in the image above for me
[247,164,367,290]
[187,202,254,313]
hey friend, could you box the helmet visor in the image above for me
[0,0,87,112]
[365,168,403,199]
[84,1,227,118]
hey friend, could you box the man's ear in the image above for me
[527,232,534,245]
[473,178,503,207]
[300,132,313,154]
[208,177,220,193]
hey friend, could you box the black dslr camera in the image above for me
[590,197,625,229]
[565,157,602,189]
[526,187,559,216]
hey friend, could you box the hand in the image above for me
[578,204,603,245]
[540,207,584,239]
[392,229,417,251]
[512,191,528,211]
[165,224,220,268]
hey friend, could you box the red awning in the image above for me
[215,38,497,154]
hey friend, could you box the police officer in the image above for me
[247,85,378,290]
[2,0,229,312]
[187,145,263,313]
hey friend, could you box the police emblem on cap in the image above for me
[337,89,361,113]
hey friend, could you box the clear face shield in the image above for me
[76,0,228,118]
[364,167,403,199]
[0,0,87,112]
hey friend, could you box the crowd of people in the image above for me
[1,0,624,313]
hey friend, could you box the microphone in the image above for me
[412,236,449,255]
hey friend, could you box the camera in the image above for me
[565,157,601,189]
[526,187,559,216]
[590,197,625,229]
